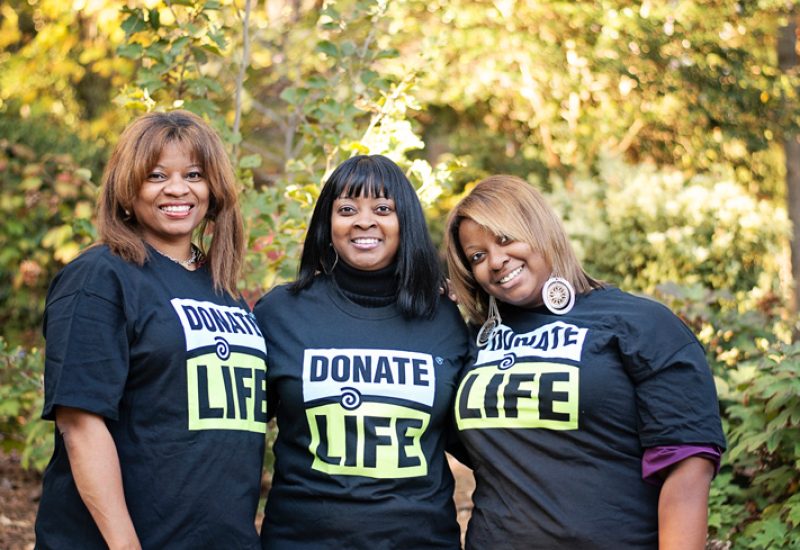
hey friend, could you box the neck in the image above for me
[145,238,193,262]
[146,241,199,269]
[333,260,398,307]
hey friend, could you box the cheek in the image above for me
[470,265,491,289]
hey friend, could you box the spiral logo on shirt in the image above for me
[214,336,231,360]
[340,387,362,410]
[170,298,267,435]
[499,353,516,370]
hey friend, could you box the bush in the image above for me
[652,284,799,548]
[0,337,51,471]
[0,110,102,345]
[550,158,788,303]
[714,339,800,548]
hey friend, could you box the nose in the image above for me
[487,245,508,271]
[163,173,190,195]
[353,210,377,229]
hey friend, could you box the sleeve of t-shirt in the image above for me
[617,298,726,450]
[445,322,476,468]
[253,290,278,422]
[41,262,130,421]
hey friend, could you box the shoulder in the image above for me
[583,286,681,319]
[47,245,134,302]
[253,281,312,318]
[418,296,469,342]
[583,287,698,345]
[434,295,468,325]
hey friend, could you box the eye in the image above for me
[469,251,485,264]
[375,204,394,215]
[337,204,356,215]
[186,170,204,181]
[146,171,166,182]
[498,234,511,245]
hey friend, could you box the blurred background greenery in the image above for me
[1,0,800,546]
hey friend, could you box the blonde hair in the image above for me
[444,175,602,324]
[96,110,244,297]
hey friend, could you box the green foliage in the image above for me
[0,338,51,471]
[0,111,101,344]
[393,0,797,198]
[551,158,788,302]
[652,284,799,548]
[715,340,800,548]
[239,0,457,291]
[115,0,230,122]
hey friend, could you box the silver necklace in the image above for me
[153,245,201,268]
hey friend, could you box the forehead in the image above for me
[152,140,199,165]
[458,218,494,245]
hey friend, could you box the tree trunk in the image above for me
[778,21,800,313]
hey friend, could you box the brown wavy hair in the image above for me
[96,110,244,297]
[444,175,603,324]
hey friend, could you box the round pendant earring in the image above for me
[542,276,575,315]
[476,295,502,347]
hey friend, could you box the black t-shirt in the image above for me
[34,245,267,550]
[253,276,470,549]
[455,287,726,549]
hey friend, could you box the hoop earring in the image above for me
[476,295,502,348]
[323,246,339,275]
[541,276,575,315]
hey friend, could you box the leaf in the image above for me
[340,41,357,57]
[239,154,262,169]
[375,48,399,59]
[280,87,308,106]
[148,8,160,30]
[316,40,339,58]
[121,13,147,36]
[117,43,144,59]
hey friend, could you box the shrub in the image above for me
[550,158,788,304]
[0,337,51,471]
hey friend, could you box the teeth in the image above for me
[353,238,379,244]
[161,205,191,213]
[499,266,523,284]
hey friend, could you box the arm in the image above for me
[56,406,141,550]
[658,456,715,550]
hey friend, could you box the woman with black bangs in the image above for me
[253,154,470,549]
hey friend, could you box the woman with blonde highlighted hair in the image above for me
[445,175,725,549]
[35,110,267,549]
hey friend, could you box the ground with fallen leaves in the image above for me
[0,451,475,549]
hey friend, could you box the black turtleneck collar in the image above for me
[333,259,398,307]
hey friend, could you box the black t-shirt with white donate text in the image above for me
[34,245,267,549]
[455,287,726,549]
[254,276,470,549]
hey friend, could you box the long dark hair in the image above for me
[291,155,443,318]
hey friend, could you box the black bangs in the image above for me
[333,156,399,200]
[338,177,390,199]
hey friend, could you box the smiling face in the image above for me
[131,141,210,258]
[331,194,400,271]
[458,218,551,309]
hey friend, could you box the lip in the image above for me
[350,237,382,250]
[158,203,194,218]
[496,265,524,285]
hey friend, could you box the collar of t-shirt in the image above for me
[333,258,398,307]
